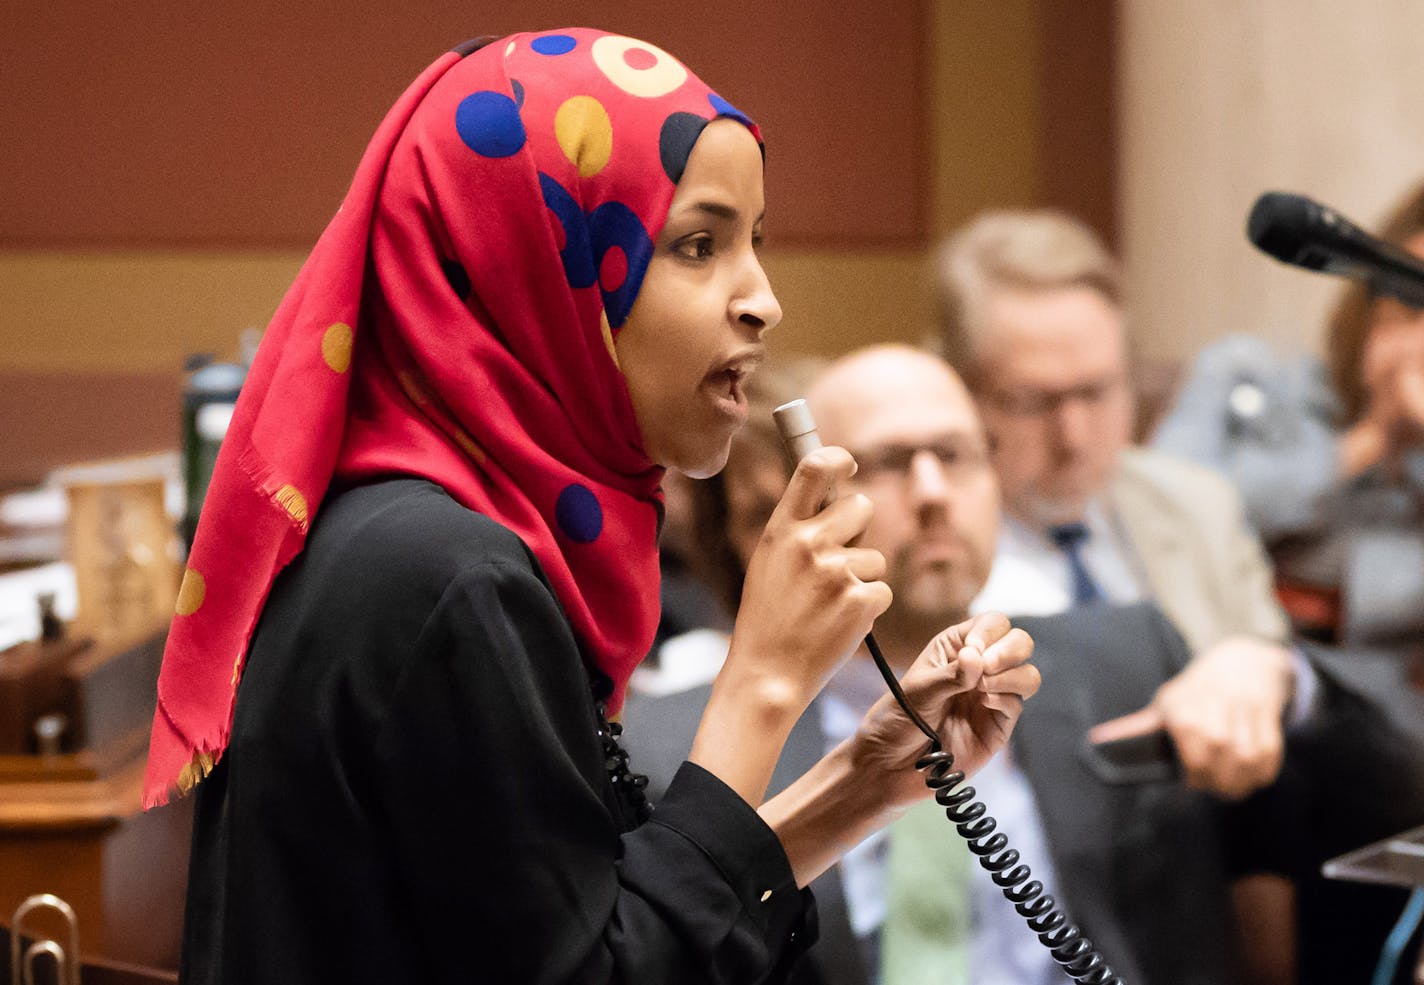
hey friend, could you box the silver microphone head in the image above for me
[773,398,822,463]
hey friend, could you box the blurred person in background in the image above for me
[1155,180,1424,655]
[1154,182,1424,985]
[935,208,1321,984]
[935,208,1303,802]
[629,345,1273,985]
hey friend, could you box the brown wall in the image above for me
[0,2,1115,478]
[2,1,928,249]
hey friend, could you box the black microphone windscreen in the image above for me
[1245,190,1424,308]
[1246,192,1324,268]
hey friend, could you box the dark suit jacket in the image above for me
[623,603,1241,985]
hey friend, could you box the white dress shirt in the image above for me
[975,502,1318,722]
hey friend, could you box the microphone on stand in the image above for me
[1246,191,1424,308]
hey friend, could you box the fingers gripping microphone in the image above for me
[1247,191,1424,308]
[770,399,1127,985]
[772,399,936,743]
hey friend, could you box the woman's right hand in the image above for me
[723,445,892,713]
[690,446,890,806]
[847,612,1039,814]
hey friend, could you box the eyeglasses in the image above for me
[847,439,991,484]
[984,376,1126,418]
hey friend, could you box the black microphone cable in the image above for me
[774,398,1126,985]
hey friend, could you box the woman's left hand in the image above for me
[847,612,1039,813]
[760,612,1037,886]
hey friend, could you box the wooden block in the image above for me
[57,464,178,646]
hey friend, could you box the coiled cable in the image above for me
[866,632,1126,985]
[775,397,1127,983]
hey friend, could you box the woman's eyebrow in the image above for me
[686,201,739,221]
[662,201,766,241]
[678,200,765,224]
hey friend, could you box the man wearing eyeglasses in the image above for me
[628,342,1283,985]
[935,209,1304,797]
[800,341,1290,985]
[935,209,1313,982]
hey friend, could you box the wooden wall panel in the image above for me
[0,1,929,249]
[928,1,1044,239]
[0,370,180,488]
[1038,0,1118,251]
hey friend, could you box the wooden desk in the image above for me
[0,734,191,972]
[1,919,178,984]
[0,628,188,972]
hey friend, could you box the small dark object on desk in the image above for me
[37,594,63,644]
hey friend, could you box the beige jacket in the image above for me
[1108,446,1289,653]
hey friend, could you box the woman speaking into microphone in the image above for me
[144,28,1038,984]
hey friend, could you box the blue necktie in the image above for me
[1048,522,1103,606]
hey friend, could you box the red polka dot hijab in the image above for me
[144,28,761,807]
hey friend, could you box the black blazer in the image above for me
[182,479,813,985]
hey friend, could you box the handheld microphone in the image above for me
[1246,191,1424,308]
[771,399,840,507]
[771,398,939,746]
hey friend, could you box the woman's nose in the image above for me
[732,256,782,335]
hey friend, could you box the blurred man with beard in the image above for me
[627,344,1260,985]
